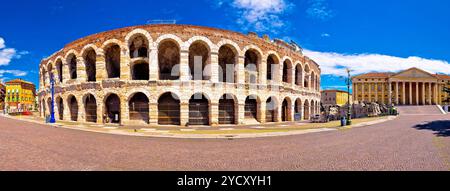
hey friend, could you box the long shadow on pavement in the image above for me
[413,120,450,137]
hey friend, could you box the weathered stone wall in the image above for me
[38,24,321,126]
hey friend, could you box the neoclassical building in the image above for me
[352,67,450,105]
[38,24,321,126]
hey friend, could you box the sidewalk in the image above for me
[2,114,397,139]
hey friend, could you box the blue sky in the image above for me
[1,0,449,92]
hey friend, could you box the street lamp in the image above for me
[49,73,56,123]
[345,68,352,125]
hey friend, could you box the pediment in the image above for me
[390,68,437,80]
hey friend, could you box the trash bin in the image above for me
[340,117,347,127]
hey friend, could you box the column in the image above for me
[388,82,392,105]
[422,82,426,105]
[434,83,438,105]
[402,82,406,105]
[416,82,419,105]
[428,82,432,105]
[76,56,87,83]
[210,52,219,83]
[395,82,399,105]
[237,56,245,84]
[149,47,158,81]
[120,46,131,80]
[260,59,267,86]
[179,50,190,81]
[210,101,219,126]
[381,83,385,104]
[180,102,189,126]
[149,103,158,125]
[259,101,266,123]
[237,103,245,125]
[96,50,106,81]
[375,83,379,102]
[353,82,358,102]
[368,82,372,102]
[361,83,365,102]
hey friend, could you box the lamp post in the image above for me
[49,73,56,123]
[345,68,352,125]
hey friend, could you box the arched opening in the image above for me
[282,60,292,83]
[56,59,63,83]
[311,71,316,90]
[47,64,53,83]
[189,41,210,80]
[42,68,47,86]
[219,94,236,124]
[304,65,310,88]
[158,40,180,80]
[131,61,149,80]
[41,99,46,117]
[189,93,209,125]
[68,95,78,121]
[295,64,303,86]
[218,45,237,83]
[46,98,52,117]
[105,44,121,78]
[56,96,64,120]
[83,48,96,82]
[84,94,97,123]
[295,98,302,121]
[244,49,260,84]
[311,100,316,115]
[129,35,148,58]
[304,100,310,120]
[158,92,180,125]
[129,92,149,124]
[281,98,291,122]
[105,94,120,123]
[67,54,77,80]
[266,54,279,81]
[266,97,277,122]
[245,95,259,122]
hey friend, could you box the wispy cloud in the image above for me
[214,0,293,33]
[306,0,334,21]
[0,70,28,77]
[304,49,450,76]
[0,37,17,66]
[321,33,330,37]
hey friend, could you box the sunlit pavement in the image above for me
[0,114,449,170]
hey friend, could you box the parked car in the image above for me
[311,114,328,123]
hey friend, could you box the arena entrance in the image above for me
[218,94,236,124]
[189,93,209,125]
[266,97,277,122]
[245,96,258,121]
[105,94,120,123]
[281,98,291,121]
[158,92,181,125]
[57,97,64,120]
[84,94,97,123]
[129,93,149,124]
[68,96,78,121]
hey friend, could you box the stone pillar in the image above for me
[388,82,392,105]
[96,50,106,81]
[434,83,438,105]
[237,56,245,84]
[237,103,245,125]
[368,83,372,102]
[381,83,385,104]
[408,82,412,105]
[416,82,419,105]
[120,96,129,125]
[149,47,158,81]
[63,98,71,122]
[120,46,131,80]
[78,96,85,122]
[361,83,365,102]
[180,102,189,126]
[180,50,190,81]
[77,56,87,83]
[428,82,432,105]
[353,82,357,102]
[259,101,266,123]
[210,52,219,83]
[96,99,103,124]
[210,101,219,126]
[422,82,425,105]
[260,59,267,86]
[63,61,70,84]
[149,102,158,125]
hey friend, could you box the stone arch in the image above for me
[41,67,47,87]
[282,58,293,83]
[188,40,211,80]
[218,93,238,124]
[82,47,97,82]
[265,96,279,122]
[185,36,217,52]
[131,59,149,80]
[55,58,63,83]
[104,93,121,123]
[244,48,262,84]
[46,97,52,117]
[311,71,316,90]
[304,99,310,120]
[67,95,78,121]
[294,98,302,121]
[188,92,210,125]
[266,53,280,81]
[295,62,303,86]
[158,38,181,80]
[127,32,150,59]
[56,96,64,120]
[245,95,261,122]
[281,97,292,121]
[128,92,149,124]
[218,44,238,83]
[304,64,311,88]
[102,41,122,78]
[46,61,54,83]
[83,93,97,123]
[66,53,77,80]
[158,92,181,125]
[216,39,241,55]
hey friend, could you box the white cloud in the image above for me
[304,49,450,76]
[0,37,28,66]
[307,0,334,21]
[224,0,292,33]
[0,70,27,77]
[0,37,5,49]
[321,33,330,37]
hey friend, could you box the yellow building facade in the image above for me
[352,68,450,105]
[321,90,352,106]
[5,79,36,111]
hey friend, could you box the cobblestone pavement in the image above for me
[0,114,449,171]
